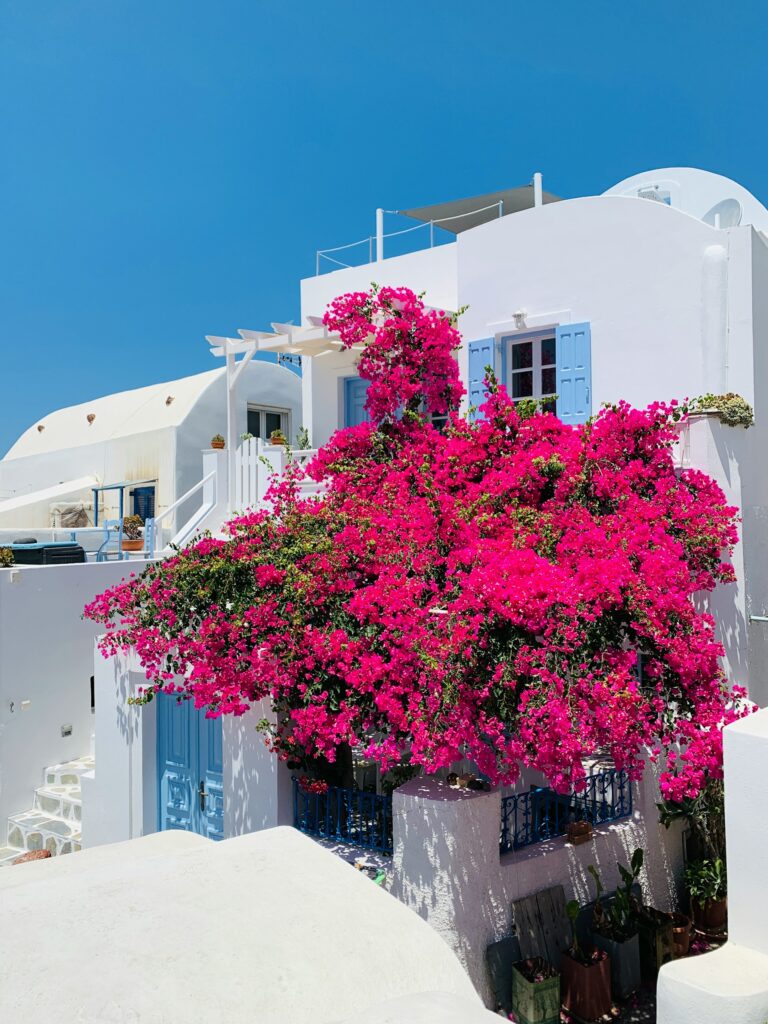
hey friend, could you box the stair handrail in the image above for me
[144,469,216,558]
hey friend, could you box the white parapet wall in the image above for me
[391,764,684,1007]
[0,559,149,839]
[657,708,768,1023]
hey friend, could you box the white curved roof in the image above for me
[603,167,768,233]
[5,368,226,460]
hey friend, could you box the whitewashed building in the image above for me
[0,359,301,537]
[5,165,768,1014]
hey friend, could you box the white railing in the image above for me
[234,441,325,511]
[315,202,503,274]
[145,469,217,558]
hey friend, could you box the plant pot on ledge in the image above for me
[121,515,144,553]
[210,434,226,450]
[510,958,560,1024]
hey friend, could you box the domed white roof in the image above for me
[4,368,226,460]
[603,167,768,233]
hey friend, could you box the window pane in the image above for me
[542,367,556,394]
[512,371,533,398]
[541,337,556,366]
[247,409,262,438]
[265,412,283,438]
[512,342,533,370]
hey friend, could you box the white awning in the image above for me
[0,475,99,515]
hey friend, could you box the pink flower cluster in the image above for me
[85,287,752,800]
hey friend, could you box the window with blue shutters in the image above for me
[555,322,592,425]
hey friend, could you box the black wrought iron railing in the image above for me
[499,767,632,854]
[292,778,393,853]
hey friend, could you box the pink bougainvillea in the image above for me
[85,286,752,800]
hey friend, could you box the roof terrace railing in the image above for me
[315,202,504,275]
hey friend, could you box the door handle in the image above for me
[198,780,208,812]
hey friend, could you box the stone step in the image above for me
[7,810,81,857]
[43,755,94,787]
[34,784,82,822]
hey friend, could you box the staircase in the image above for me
[0,755,93,866]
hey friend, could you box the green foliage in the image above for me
[295,426,311,450]
[684,857,727,903]
[0,547,14,568]
[692,393,754,428]
[269,429,288,446]
[211,433,225,446]
[657,779,725,862]
[240,431,255,442]
[589,848,644,941]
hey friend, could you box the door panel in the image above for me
[200,713,224,840]
[344,377,370,427]
[157,694,196,832]
[157,694,224,839]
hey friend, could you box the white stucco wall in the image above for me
[0,559,148,839]
[391,765,683,1007]
[301,241,458,324]
[456,197,754,411]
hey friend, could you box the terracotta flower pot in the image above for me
[561,951,612,1022]
[691,896,727,934]
[121,538,143,552]
[670,912,692,957]
[211,440,225,450]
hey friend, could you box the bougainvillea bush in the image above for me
[85,285,751,801]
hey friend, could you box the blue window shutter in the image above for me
[467,338,495,420]
[555,322,592,425]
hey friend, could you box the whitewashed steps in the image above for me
[6,810,81,856]
[34,783,82,822]
[3,755,92,864]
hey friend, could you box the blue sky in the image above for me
[1,0,767,453]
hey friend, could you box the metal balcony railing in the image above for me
[500,767,632,854]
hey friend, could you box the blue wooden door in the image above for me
[157,693,224,839]
[344,377,370,427]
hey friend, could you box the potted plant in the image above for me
[240,431,255,442]
[561,899,612,1021]
[210,433,225,450]
[121,515,144,552]
[269,428,289,447]
[588,848,643,999]
[684,858,727,934]
[510,956,560,1024]
[0,547,14,568]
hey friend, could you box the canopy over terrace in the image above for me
[400,180,562,235]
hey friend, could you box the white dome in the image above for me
[603,167,768,233]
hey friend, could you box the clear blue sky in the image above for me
[1,1,766,453]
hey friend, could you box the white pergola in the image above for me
[205,320,361,508]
